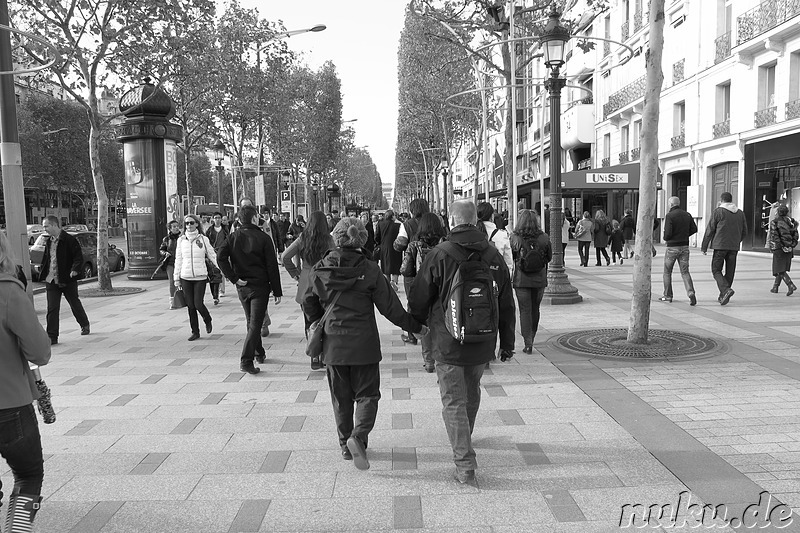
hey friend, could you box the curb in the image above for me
[31,270,133,295]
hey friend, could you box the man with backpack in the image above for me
[408,200,515,486]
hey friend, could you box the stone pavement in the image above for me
[4,246,800,532]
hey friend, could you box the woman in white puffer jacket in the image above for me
[174,214,218,341]
[476,202,514,272]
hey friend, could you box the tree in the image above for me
[627,0,665,343]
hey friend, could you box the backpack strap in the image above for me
[490,228,499,241]
[439,241,471,264]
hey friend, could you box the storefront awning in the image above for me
[560,162,654,190]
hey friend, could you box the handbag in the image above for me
[173,288,188,309]
[371,245,381,261]
[203,237,223,284]
[306,291,342,359]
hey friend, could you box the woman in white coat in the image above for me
[477,202,513,272]
[174,214,218,341]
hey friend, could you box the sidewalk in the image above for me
[5,245,800,532]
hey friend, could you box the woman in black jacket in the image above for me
[302,217,427,470]
[374,210,402,289]
[159,220,182,309]
[592,210,612,266]
[510,210,552,353]
[769,204,799,295]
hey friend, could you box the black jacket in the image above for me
[408,225,515,365]
[621,215,636,240]
[701,203,748,252]
[159,232,180,267]
[206,224,230,251]
[663,206,698,247]
[217,224,282,296]
[40,230,83,284]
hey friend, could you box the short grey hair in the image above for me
[331,217,367,248]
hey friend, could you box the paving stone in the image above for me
[49,475,203,501]
[99,500,243,533]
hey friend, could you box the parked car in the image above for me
[26,224,45,245]
[29,231,126,281]
[63,224,89,232]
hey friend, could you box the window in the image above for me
[790,52,800,103]
[715,82,731,123]
[621,125,630,152]
[673,102,686,136]
[758,63,776,110]
[633,120,641,148]
[603,133,611,159]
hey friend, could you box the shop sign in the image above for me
[586,172,629,184]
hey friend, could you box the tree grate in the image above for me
[554,328,722,361]
[78,287,146,298]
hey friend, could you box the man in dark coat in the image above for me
[701,191,747,305]
[39,215,90,344]
[393,198,430,345]
[408,200,515,486]
[660,196,698,305]
[621,209,636,259]
[218,205,282,374]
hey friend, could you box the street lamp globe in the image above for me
[309,24,326,32]
[212,139,225,163]
[281,171,291,188]
[540,7,570,70]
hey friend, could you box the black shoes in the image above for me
[689,294,697,306]
[719,288,734,306]
[346,436,369,470]
[261,325,270,337]
[424,364,435,373]
[311,357,324,370]
[658,297,672,303]
[401,334,418,345]
[240,361,260,374]
[50,337,58,345]
[522,345,533,354]
[188,333,200,341]
[454,469,477,486]
[205,320,212,334]
[81,325,90,335]
[255,353,266,365]
[341,447,353,461]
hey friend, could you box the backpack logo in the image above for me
[469,287,482,294]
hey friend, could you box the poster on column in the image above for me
[124,139,157,264]
[164,140,180,222]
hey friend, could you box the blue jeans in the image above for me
[515,287,544,347]
[0,404,44,500]
[663,246,695,299]
[711,249,738,296]
[577,241,590,265]
[237,285,268,363]
[436,362,486,472]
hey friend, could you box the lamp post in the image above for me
[541,7,582,305]
[212,139,225,216]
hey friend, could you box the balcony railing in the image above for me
[633,9,643,32]
[601,157,611,167]
[754,106,777,128]
[621,21,630,41]
[714,32,732,64]
[577,158,592,170]
[712,119,730,138]
[631,147,641,160]
[580,96,594,104]
[737,0,800,45]
[619,150,630,163]
[603,75,647,119]
[787,99,800,120]
[670,133,685,150]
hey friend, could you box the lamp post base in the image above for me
[544,268,583,305]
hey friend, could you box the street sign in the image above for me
[280,190,291,202]
[280,189,292,213]
[254,175,265,206]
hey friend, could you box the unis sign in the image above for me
[586,172,629,184]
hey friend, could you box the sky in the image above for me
[232,0,408,189]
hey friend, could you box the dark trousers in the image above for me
[45,281,89,340]
[166,265,176,298]
[238,285,268,363]
[436,362,485,472]
[326,363,381,448]
[595,247,610,264]
[0,404,44,499]
[577,241,590,265]
[711,249,738,296]
[515,287,544,347]
[210,283,220,300]
[180,279,211,335]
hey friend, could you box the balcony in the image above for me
[603,75,647,119]
[737,0,800,45]
[672,59,685,85]
[619,150,630,164]
[601,157,611,167]
[714,32,731,64]
[621,21,630,41]
[712,119,730,138]
[577,158,592,170]
[633,9,643,32]
[631,147,640,160]
[787,99,800,120]
[670,133,685,150]
[754,106,777,128]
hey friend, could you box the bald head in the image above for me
[668,196,680,208]
[450,200,477,227]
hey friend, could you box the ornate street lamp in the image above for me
[541,6,582,304]
[212,139,226,215]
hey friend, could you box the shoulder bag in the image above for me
[306,291,342,360]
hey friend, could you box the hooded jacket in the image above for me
[218,223,282,295]
[0,274,51,409]
[408,225,515,366]
[510,230,552,289]
[302,247,422,365]
[701,202,748,252]
[663,205,698,247]
[159,232,180,267]
[173,231,216,282]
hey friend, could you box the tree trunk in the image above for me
[627,0,665,343]
[56,183,63,222]
[182,133,193,217]
[88,114,112,291]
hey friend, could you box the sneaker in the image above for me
[689,293,697,306]
[346,436,369,470]
[658,297,672,303]
[390,280,399,291]
[81,325,90,335]
[454,469,477,486]
[261,326,270,337]
[188,333,200,341]
[311,357,324,370]
[401,334,418,345]
[240,361,260,374]
[424,364,435,373]
[720,288,734,306]
[255,353,266,365]
[620,259,624,265]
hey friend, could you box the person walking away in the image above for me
[218,205,282,374]
[281,212,334,370]
[0,231,52,533]
[159,220,182,309]
[621,209,636,259]
[660,196,698,305]
[206,212,230,304]
[303,218,427,469]
[173,214,217,341]
[476,202,513,272]
[361,212,376,257]
[400,212,447,372]
[592,210,612,266]
[701,192,747,305]
[374,210,402,290]
[510,210,552,354]
[609,220,625,265]
[394,198,430,345]
[574,212,593,267]
[408,200,516,486]
[561,212,570,257]
[288,215,306,242]
[769,204,798,295]
[39,215,90,345]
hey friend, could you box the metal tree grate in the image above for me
[555,329,722,360]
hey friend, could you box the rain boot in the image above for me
[771,276,781,293]
[4,493,42,533]
[783,273,796,296]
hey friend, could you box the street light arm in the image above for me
[257,24,327,52]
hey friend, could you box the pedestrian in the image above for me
[325,213,335,232]
[218,205,282,374]
[288,215,306,243]
[39,215,90,345]
[206,212,230,305]
[271,213,286,254]
[609,220,625,265]
[173,214,217,341]
[542,204,550,234]
[510,209,552,354]
[574,211,593,267]
[0,231,52,533]
[476,202,513,272]
[701,192,747,305]
[660,196,698,305]
[279,212,291,245]
[408,200,515,486]
[374,209,402,290]
[281,212,334,370]
[621,209,636,259]
[561,212,570,257]
[592,210,612,266]
[400,212,447,372]
[159,220,182,309]
[394,198,430,345]
[361,212,376,257]
[768,204,798,296]
[303,217,428,470]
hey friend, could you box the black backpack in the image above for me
[517,235,546,273]
[440,242,499,344]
